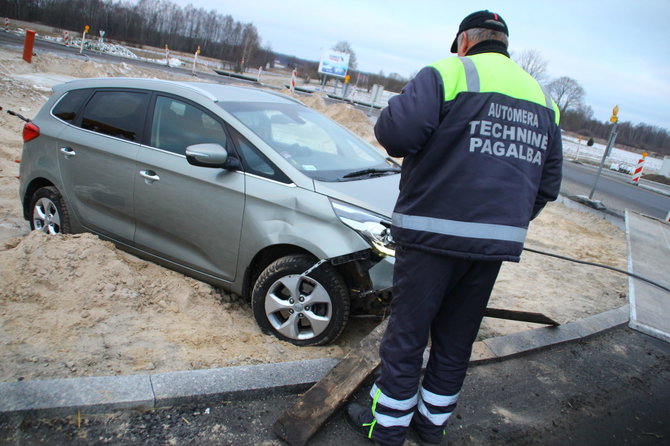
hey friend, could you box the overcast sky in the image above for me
[170,0,669,130]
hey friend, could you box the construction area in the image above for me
[0,22,669,446]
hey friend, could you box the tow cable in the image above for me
[300,258,330,277]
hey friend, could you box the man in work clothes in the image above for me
[347,10,563,446]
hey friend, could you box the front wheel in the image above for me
[251,254,350,346]
[28,186,72,235]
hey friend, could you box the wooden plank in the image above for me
[485,307,559,326]
[272,318,388,446]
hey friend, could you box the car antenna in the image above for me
[1,106,31,123]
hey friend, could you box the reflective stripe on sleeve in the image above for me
[369,383,418,411]
[393,212,527,243]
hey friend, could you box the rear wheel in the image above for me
[28,186,71,235]
[251,254,350,346]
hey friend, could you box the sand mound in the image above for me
[0,232,348,381]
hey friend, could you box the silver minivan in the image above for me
[19,78,398,346]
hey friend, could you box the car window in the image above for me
[150,96,228,156]
[219,101,394,181]
[52,88,92,123]
[269,110,339,155]
[229,127,291,184]
[80,91,149,142]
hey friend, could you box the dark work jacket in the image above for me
[375,42,563,262]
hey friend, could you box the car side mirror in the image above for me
[185,143,240,170]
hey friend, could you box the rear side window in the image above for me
[81,91,149,142]
[52,88,91,123]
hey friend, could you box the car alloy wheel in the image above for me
[33,197,61,234]
[28,186,71,235]
[252,254,350,346]
[265,273,332,340]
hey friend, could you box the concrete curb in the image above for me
[0,358,339,420]
[556,195,625,230]
[472,305,629,361]
[0,306,629,420]
[638,182,670,197]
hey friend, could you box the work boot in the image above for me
[409,424,446,446]
[345,402,380,445]
[409,425,444,446]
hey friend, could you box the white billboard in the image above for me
[318,50,350,78]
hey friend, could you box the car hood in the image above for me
[313,174,399,219]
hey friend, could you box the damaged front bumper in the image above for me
[368,254,394,292]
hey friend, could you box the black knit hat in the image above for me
[450,10,509,53]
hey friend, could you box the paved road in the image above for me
[561,161,669,219]
[2,326,668,445]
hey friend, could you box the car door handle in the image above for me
[59,147,76,158]
[139,170,160,184]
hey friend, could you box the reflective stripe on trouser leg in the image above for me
[367,384,417,445]
[417,386,459,425]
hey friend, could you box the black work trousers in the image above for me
[369,246,502,446]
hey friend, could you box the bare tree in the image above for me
[561,103,593,132]
[332,41,358,71]
[238,23,260,69]
[514,49,548,83]
[547,76,585,116]
[258,43,275,69]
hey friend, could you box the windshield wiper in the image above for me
[341,167,401,179]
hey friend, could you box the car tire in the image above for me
[251,254,350,346]
[28,186,72,235]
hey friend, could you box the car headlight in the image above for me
[331,199,396,257]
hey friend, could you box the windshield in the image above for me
[219,101,397,181]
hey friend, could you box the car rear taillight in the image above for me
[23,122,40,142]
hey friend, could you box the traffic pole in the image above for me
[588,106,619,200]
[165,44,170,67]
[80,25,89,54]
[630,152,648,185]
[4,17,8,32]
[63,30,70,46]
[290,69,297,93]
[575,136,582,160]
[191,46,200,76]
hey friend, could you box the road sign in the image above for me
[610,105,619,123]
